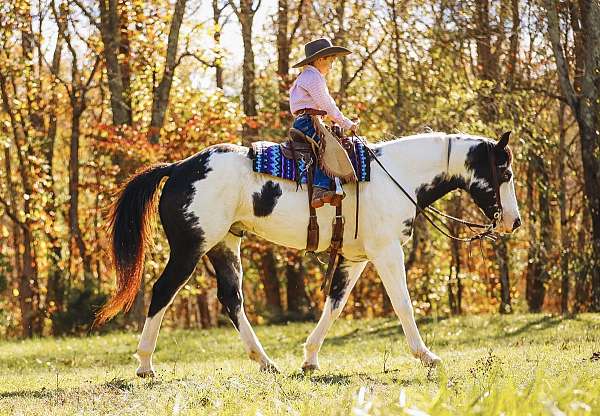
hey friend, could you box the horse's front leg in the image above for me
[302,258,367,371]
[370,240,441,366]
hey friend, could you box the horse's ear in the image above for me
[496,131,510,150]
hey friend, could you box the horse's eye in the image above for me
[502,170,512,182]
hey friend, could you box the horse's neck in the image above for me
[376,134,472,202]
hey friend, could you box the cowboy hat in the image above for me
[292,38,352,68]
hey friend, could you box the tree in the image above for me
[97,0,133,126]
[545,0,600,311]
[228,0,261,141]
[473,0,514,313]
[276,0,305,125]
[148,0,188,143]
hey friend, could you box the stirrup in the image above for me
[311,187,336,208]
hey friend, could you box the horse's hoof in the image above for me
[260,362,280,374]
[416,350,442,367]
[301,363,320,374]
[136,368,155,378]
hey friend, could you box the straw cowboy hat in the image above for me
[292,38,352,68]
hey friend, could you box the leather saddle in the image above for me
[280,128,317,161]
[281,128,357,167]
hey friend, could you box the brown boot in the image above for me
[329,192,345,207]
[311,186,346,208]
[311,186,335,208]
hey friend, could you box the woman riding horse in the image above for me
[289,38,359,208]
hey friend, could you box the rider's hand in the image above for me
[350,119,360,135]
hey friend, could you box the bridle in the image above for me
[487,143,504,226]
[354,134,504,243]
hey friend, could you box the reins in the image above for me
[353,134,500,243]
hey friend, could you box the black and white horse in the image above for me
[97,132,521,377]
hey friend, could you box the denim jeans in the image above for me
[292,115,331,189]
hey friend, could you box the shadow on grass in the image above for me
[0,377,136,400]
[499,315,562,337]
[326,318,399,345]
[287,368,420,387]
[0,388,65,399]
[0,370,414,400]
[325,315,564,349]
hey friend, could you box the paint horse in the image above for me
[96,132,521,377]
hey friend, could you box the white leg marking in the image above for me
[371,241,441,367]
[135,306,168,377]
[236,309,278,371]
[302,260,367,371]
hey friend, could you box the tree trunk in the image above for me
[574,207,591,312]
[448,195,462,315]
[545,0,600,310]
[558,103,570,314]
[333,0,348,99]
[0,73,41,337]
[236,0,259,141]
[391,0,403,133]
[496,238,511,313]
[148,0,188,143]
[276,0,291,127]
[475,0,498,122]
[45,2,66,316]
[286,255,311,321]
[98,0,131,125]
[474,0,512,311]
[118,0,132,124]
[69,103,93,285]
[527,153,551,312]
[197,291,212,328]
[212,0,224,89]
[259,248,283,320]
[525,153,538,308]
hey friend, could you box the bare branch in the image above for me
[288,0,306,44]
[226,0,240,18]
[0,196,28,232]
[544,0,578,110]
[344,36,385,90]
[84,56,101,90]
[70,0,100,28]
[175,52,213,69]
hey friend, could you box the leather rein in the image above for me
[353,134,502,243]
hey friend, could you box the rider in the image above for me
[289,38,359,208]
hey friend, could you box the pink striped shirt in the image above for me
[289,65,355,130]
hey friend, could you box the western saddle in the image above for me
[280,125,359,296]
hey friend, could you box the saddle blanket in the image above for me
[252,137,371,184]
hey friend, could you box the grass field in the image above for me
[1,314,599,415]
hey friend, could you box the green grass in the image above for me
[1,314,599,415]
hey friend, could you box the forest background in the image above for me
[0,0,599,338]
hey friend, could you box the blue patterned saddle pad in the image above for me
[251,137,371,184]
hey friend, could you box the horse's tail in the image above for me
[94,163,173,326]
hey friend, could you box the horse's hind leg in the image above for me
[135,238,204,377]
[207,233,278,371]
[302,258,367,372]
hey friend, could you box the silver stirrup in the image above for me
[334,177,344,195]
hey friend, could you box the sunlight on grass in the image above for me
[1,314,599,415]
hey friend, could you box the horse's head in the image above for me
[464,132,521,234]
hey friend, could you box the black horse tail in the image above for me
[95,163,173,326]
